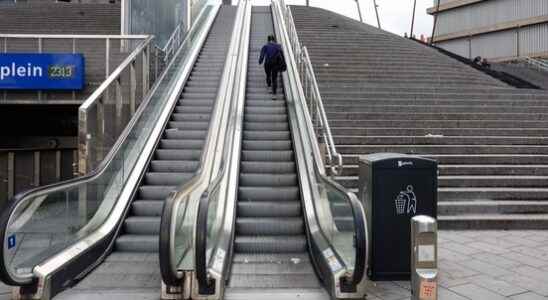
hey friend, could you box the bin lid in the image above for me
[359,153,437,169]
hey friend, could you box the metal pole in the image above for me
[355,0,363,23]
[410,0,417,38]
[373,0,381,29]
[430,0,441,44]
[411,215,438,300]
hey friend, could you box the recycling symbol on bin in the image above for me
[394,185,417,215]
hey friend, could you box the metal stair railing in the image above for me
[524,57,548,72]
[279,2,343,176]
[0,7,218,298]
[272,1,368,297]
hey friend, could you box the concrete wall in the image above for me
[431,0,548,61]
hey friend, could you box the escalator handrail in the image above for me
[0,6,214,287]
[194,1,250,294]
[272,0,368,292]
[160,1,247,287]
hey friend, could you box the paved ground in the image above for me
[366,230,548,300]
[0,230,547,299]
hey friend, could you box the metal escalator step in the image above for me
[149,160,200,172]
[238,187,300,202]
[168,121,210,130]
[241,161,295,174]
[246,100,286,107]
[171,113,211,122]
[159,139,204,149]
[105,252,159,263]
[232,253,310,264]
[228,274,321,289]
[236,217,304,235]
[245,114,288,123]
[243,140,292,151]
[239,173,298,187]
[245,107,287,114]
[231,259,315,275]
[234,236,307,253]
[144,172,194,186]
[138,186,176,199]
[155,149,202,160]
[242,150,294,162]
[131,200,164,216]
[163,130,207,140]
[244,122,289,131]
[180,92,216,99]
[173,106,212,114]
[175,106,213,114]
[243,131,290,141]
[184,86,219,94]
[124,216,160,235]
[238,201,301,217]
[115,234,158,252]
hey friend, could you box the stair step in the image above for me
[234,236,308,253]
[236,218,304,235]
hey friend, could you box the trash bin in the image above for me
[358,153,437,281]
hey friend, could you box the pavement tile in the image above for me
[512,266,548,283]
[473,252,522,269]
[457,259,512,277]
[466,275,528,297]
[439,247,471,262]
[441,232,476,243]
[502,237,542,248]
[501,252,548,268]
[466,242,511,255]
[509,292,547,300]
[498,274,548,296]
[437,270,474,288]
[438,287,470,300]
[442,242,483,256]
[509,246,548,262]
[449,283,507,300]
[481,237,522,249]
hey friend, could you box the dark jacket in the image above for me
[259,42,283,66]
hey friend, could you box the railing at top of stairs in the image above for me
[524,57,548,73]
[279,0,343,176]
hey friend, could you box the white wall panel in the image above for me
[435,0,548,36]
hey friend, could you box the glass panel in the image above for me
[3,5,215,282]
[324,183,356,270]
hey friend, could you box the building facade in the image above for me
[428,0,548,61]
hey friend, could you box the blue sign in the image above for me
[0,53,85,90]
[7,234,16,250]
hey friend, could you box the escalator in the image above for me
[177,3,368,300]
[54,7,237,298]
[226,6,324,297]
[0,4,238,299]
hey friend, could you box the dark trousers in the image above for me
[264,63,279,94]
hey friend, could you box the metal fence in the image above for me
[0,34,150,104]
[77,34,168,175]
[0,147,77,207]
[281,0,343,175]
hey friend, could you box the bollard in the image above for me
[411,215,438,300]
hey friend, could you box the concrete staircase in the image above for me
[0,2,120,34]
[291,5,548,229]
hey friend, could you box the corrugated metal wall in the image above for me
[435,0,548,36]
[437,23,548,60]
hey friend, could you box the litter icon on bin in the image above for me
[395,185,417,215]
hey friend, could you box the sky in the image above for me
[250,0,434,37]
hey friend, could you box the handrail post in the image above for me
[115,76,123,136]
[130,60,137,115]
[142,44,150,96]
